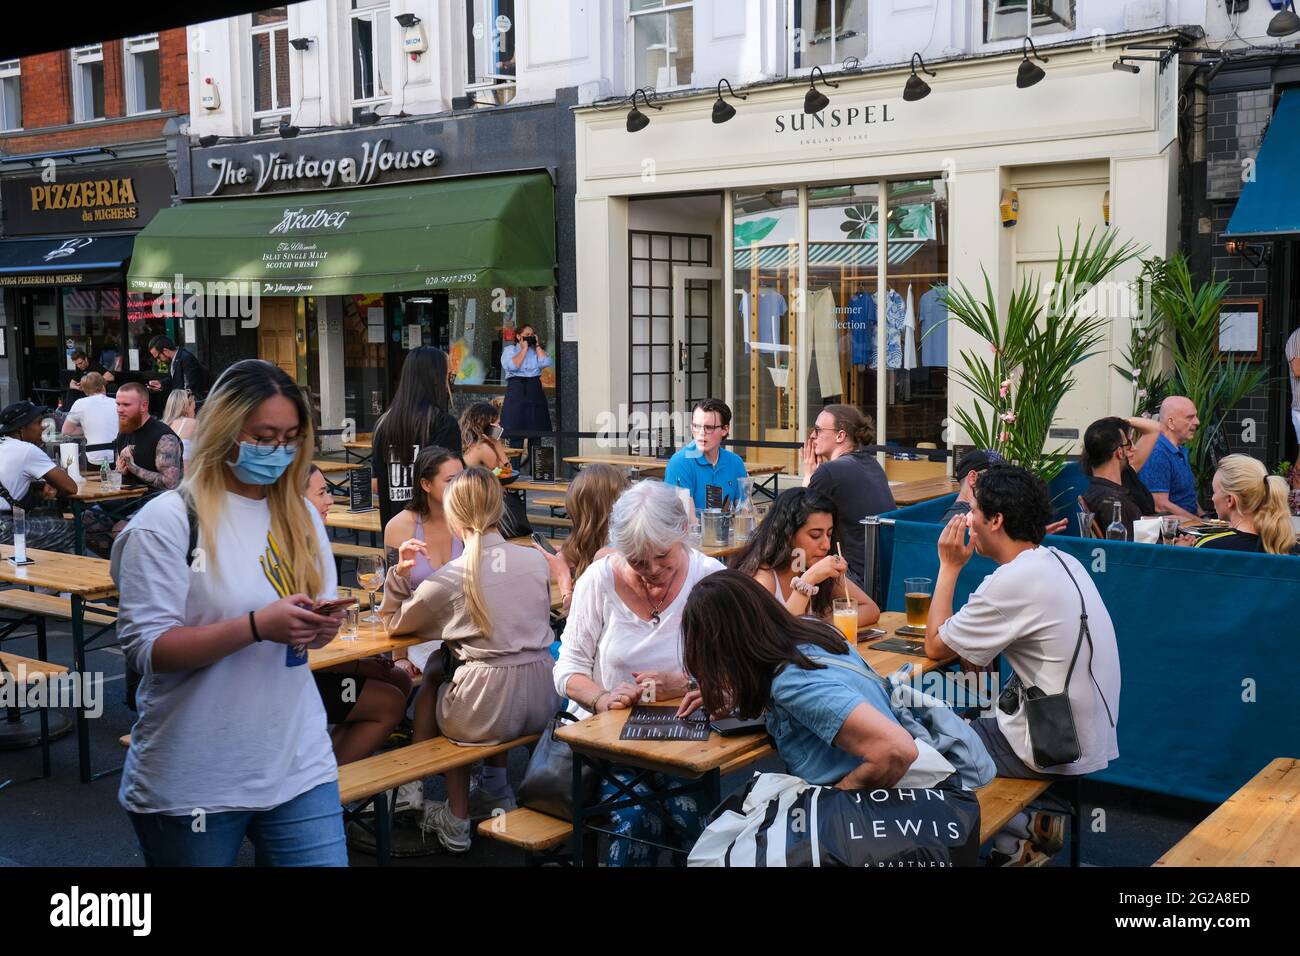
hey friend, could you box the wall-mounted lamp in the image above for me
[1112,59,1140,74]
[1016,37,1049,89]
[904,53,936,102]
[288,37,313,51]
[804,66,839,114]
[1226,238,1271,268]
[394,13,421,28]
[1269,1,1300,37]
[357,110,381,126]
[626,89,663,133]
[197,134,221,147]
[278,121,300,139]
[711,79,747,124]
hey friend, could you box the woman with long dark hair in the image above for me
[373,347,462,528]
[730,487,879,628]
[111,360,348,866]
[681,570,916,790]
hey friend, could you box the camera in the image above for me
[524,335,538,348]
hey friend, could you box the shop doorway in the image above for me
[628,194,723,450]
[258,297,300,381]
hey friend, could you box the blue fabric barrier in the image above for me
[877,467,1299,804]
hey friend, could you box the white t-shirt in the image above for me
[1286,327,1300,412]
[110,489,338,814]
[554,548,724,717]
[938,546,1121,775]
[65,394,119,464]
[0,437,57,513]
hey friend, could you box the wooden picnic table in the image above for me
[0,546,117,783]
[564,454,668,472]
[1153,758,1300,867]
[555,610,953,862]
[326,503,382,536]
[512,479,570,494]
[68,478,149,555]
[309,621,421,670]
[890,476,959,506]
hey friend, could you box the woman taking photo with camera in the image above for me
[111,360,349,867]
[499,324,552,450]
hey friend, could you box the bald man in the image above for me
[1137,396,1202,519]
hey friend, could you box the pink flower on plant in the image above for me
[1000,412,1016,424]
[999,379,1011,398]
[999,431,1011,443]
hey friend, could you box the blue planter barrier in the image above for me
[878,462,1298,804]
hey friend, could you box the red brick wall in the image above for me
[1,28,189,155]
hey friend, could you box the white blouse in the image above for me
[553,548,724,717]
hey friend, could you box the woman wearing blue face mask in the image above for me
[109,359,350,867]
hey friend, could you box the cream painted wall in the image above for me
[573,31,1183,461]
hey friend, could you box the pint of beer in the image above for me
[903,577,933,629]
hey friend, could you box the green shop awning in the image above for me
[127,172,555,295]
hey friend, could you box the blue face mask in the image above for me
[228,443,297,485]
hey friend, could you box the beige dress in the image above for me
[380,532,558,746]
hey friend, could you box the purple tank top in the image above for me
[410,518,463,588]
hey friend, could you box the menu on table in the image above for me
[619,705,711,742]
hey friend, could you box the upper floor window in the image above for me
[350,0,391,120]
[789,0,868,73]
[0,60,19,131]
[71,44,105,122]
[984,0,1076,43]
[465,0,516,91]
[124,34,161,114]
[251,7,291,132]
[629,0,693,91]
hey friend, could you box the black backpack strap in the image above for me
[180,488,199,567]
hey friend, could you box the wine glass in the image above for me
[356,555,386,624]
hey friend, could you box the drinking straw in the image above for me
[835,543,848,598]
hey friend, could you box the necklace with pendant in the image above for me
[639,563,682,626]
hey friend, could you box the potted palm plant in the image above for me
[944,226,1142,484]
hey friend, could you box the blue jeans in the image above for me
[128,781,348,867]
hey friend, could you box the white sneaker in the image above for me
[394,781,424,814]
[418,800,472,854]
[466,784,517,821]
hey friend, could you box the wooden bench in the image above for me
[337,733,539,864]
[330,541,386,562]
[1154,758,1300,867]
[1,650,71,777]
[479,775,1054,860]
[530,515,572,531]
[0,589,118,627]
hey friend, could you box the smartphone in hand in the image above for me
[532,532,556,555]
[311,596,359,615]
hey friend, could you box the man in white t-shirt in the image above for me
[923,464,1120,866]
[1286,327,1300,446]
[0,401,79,552]
[61,371,119,465]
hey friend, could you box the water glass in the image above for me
[1160,515,1181,545]
[340,606,359,642]
[106,470,123,492]
[1076,510,1096,538]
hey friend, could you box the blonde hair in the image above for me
[79,372,105,396]
[565,464,629,579]
[443,466,504,636]
[164,389,195,425]
[183,360,323,597]
[1216,454,1294,556]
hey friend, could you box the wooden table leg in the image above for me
[72,594,90,784]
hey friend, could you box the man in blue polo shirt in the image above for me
[1139,395,1202,519]
[664,398,749,511]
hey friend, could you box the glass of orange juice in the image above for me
[832,598,858,646]
[904,577,933,629]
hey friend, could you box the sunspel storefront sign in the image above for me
[0,163,174,236]
[194,126,444,197]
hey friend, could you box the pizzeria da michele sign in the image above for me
[200,137,442,196]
